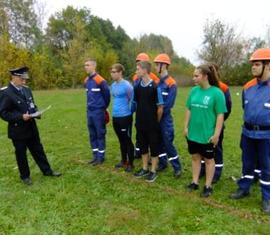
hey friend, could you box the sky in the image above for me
[44,0,270,64]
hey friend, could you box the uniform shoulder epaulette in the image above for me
[150,73,160,84]
[93,74,105,85]
[165,76,176,87]
[0,86,7,91]
[243,78,257,90]
[218,81,229,93]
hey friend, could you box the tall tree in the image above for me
[139,34,175,57]
[61,17,93,88]
[4,0,42,49]
[198,19,244,69]
[46,6,92,50]
[0,0,9,37]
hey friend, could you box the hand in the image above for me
[22,112,31,121]
[209,134,219,147]
[184,127,188,137]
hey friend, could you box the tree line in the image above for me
[0,0,269,89]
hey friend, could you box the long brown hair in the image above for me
[196,64,220,87]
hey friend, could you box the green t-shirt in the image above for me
[186,85,227,144]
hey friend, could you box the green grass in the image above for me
[0,87,269,234]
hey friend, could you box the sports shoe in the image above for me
[134,168,149,178]
[187,182,199,192]
[145,171,158,182]
[200,186,213,197]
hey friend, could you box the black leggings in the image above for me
[112,115,134,165]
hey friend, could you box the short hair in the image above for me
[111,63,125,73]
[137,61,151,74]
[85,58,96,66]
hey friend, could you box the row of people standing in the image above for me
[84,54,182,183]
[83,53,230,188]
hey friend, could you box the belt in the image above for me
[244,122,270,131]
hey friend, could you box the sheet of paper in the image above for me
[30,105,52,118]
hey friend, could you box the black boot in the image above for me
[230,188,249,199]
[262,200,270,214]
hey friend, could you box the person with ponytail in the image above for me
[200,62,232,183]
[184,64,227,197]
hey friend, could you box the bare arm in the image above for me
[157,105,163,122]
[209,113,224,146]
[184,108,191,136]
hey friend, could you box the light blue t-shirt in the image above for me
[111,79,133,117]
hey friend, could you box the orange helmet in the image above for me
[154,53,171,65]
[249,48,270,62]
[136,53,150,62]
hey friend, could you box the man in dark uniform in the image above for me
[0,66,61,185]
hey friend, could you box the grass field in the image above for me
[0,87,270,234]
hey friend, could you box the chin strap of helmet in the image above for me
[257,62,266,78]
[158,63,163,74]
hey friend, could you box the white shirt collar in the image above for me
[10,82,22,91]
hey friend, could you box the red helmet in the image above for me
[249,48,270,61]
[136,53,150,62]
[154,53,171,65]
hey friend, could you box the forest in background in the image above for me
[0,0,270,89]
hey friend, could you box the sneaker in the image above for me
[200,186,213,197]
[145,171,158,182]
[134,169,149,178]
[187,182,199,192]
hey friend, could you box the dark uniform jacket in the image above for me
[0,83,39,140]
